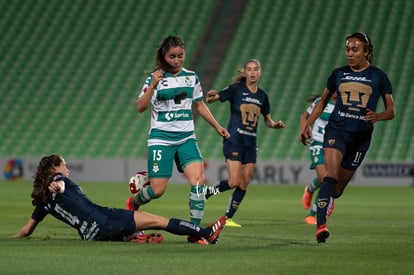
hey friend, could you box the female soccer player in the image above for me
[299,94,336,225]
[205,59,286,227]
[14,155,226,243]
[300,32,395,243]
[129,35,230,244]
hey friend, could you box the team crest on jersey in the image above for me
[152,163,160,173]
[185,76,192,87]
[328,139,335,145]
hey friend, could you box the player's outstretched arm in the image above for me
[264,114,286,129]
[206,90,219,103]
[13,218,39,238]
[194,100,230,139]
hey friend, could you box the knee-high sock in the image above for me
[225,187,246,218]
[189,185,205,226]
[166,218,211,239]
[307,178,321,193]
[215,180,231,192]
[316,177,336,226]
[206,180,231,199]
[133,185,158,208]
[308,192,318,216]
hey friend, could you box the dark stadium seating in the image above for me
[0,0,214,158]
[198,0,414,161]
[1,0,413,161]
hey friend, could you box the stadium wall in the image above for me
[1,157,412,186]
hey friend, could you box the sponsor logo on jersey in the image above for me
[337,110,366,120]
[159,110,193,121]
[160,78,169,86]
[242,97,261,105]
[237,128,257,137]
[342,75,372,83]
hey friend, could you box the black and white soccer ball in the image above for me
[128,171,149,197]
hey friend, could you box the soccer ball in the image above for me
[129,171,150,197]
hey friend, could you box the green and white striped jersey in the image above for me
[307,97,335,144]
[138,68,203,146]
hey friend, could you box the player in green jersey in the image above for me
[129,35,230,244]
[299,94,336,225]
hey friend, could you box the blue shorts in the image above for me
[323,124,373,171]
[94,208,136,241]
[223,140,257,164]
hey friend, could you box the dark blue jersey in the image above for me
[327,65,393,132]
[31,173,112,240]
[219,82,270,148]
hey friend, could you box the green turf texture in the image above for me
[1,180,413,274]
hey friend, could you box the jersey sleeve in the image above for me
[260,91,271,116]
[379,70,393,95]
[306,102,314,115]
[138,74,154,99]
[192,74,203,102]
[218,85,233,102]
[326,69,339,92]
[307,97,319,114]
[52,173,66,181]
[31,205,48,222]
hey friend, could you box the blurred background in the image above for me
[1,0,413,168]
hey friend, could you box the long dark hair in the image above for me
[31,155,63,206]
[346,32,373,63]
[156,35,185,72]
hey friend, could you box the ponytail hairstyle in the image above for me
[31,155,63,206]
[156,35,185,72]
[234,59,262,83]
[346,32,373,63]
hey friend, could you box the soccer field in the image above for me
[1,180,413,275]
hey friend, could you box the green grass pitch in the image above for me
[1,180,413,274]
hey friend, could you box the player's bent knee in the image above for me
[152,189,165,198]
[228,182,239,188]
